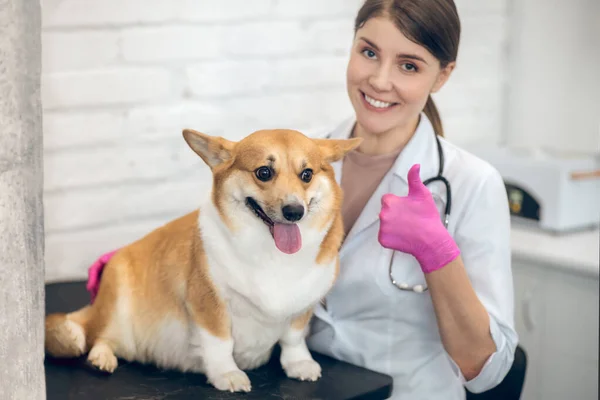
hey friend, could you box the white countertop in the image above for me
[510,226,599,277]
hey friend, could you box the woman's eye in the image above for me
[255,166,273,182]
[300,169,313,183]
[401,63,418,72]
[361,48,377,59]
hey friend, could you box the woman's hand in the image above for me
[378,164,460,273]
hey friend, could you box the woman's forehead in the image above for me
[356,16,434,61]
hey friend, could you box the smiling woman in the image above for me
[304,1,518,399]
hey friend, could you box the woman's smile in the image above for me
[360,90,399,112]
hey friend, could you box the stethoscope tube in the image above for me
[423,133,451,228]
[389,134,452,292]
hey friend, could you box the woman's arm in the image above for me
[425,256,497,380]
[436,166,518,392]
[379,163,517,392]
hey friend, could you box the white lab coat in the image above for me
[306,114,518,400]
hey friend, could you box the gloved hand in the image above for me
[86,249,118,303]
[378,164,460,274]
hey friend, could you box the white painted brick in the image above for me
[42,0,178,28]
[44,141,201,191]
[124,103,259,142]
[185,60,271,97]
[224,20,353,56]
[186,57,347,98]
[44,187,124,233]
[121,26,224,62]
[44,171,209,232]
[45,218,177,282]
[122,174,210,219]
[269,56,347,89]
[42,68,172,109]
[44,111,124,151]
[304,20,355,54]
[124,104,225,139]
[177,0,272,22]
[224,22,307,56]
[42,31,119,72]
[44,146,122,191]
[224,89,352,131]
[273,0,363,18]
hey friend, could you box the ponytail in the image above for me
[423,95,444,137]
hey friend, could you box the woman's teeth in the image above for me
[364,93,395,109]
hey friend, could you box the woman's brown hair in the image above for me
[354,0,461,137]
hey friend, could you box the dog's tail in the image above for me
[45,306,92,358]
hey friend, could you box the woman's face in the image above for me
[346,16,454,136]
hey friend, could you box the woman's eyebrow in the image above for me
[359,37,380,51]
[397,53,428,65]
[358,37,428,65]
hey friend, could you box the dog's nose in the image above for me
[282,204,304,222]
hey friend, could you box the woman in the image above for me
[304,1,517,398]
[87,1,518,398]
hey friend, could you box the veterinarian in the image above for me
[304,1,518,399]
[86,0,517,398]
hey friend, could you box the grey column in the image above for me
[0,0,46,399]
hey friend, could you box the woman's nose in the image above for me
[368,64,393,92]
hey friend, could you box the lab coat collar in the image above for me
[389,113,438,184]
[328,113,441,249]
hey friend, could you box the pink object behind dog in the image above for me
[86,249,118,303]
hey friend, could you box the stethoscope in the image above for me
[388,133,452,293]
[329,125,452,294]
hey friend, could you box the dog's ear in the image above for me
[314,137,363,163]
[183,129,235,169]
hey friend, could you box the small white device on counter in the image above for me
[466,145,600,234]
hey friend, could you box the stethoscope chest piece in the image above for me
[388,251,430,293]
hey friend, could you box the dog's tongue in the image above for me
[272,223,302,254]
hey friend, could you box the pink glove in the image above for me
[86,249,118,303]
[378,164,460,274]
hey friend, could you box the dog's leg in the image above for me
[279,308,322,381]
[186,272,250,392]
[190,326,251,392]
[87,339,118,373]
[45,308,89,358]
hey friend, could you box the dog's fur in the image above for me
[45,128,361,392]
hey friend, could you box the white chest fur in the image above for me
[197,199,337,368]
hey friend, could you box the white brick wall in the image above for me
[41,0,509,282]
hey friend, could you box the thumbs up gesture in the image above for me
[378,164,460,274]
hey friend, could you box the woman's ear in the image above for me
[431,61,456,93]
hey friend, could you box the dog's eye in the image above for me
[300,169,313,183]
[255,166,273,182]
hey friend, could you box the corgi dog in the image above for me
[45,127,361,393]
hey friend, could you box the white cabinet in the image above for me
[512,259,599,400]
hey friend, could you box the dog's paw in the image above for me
[209,370,252,392]
[283,359,322,382]
[87,343,118,373]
